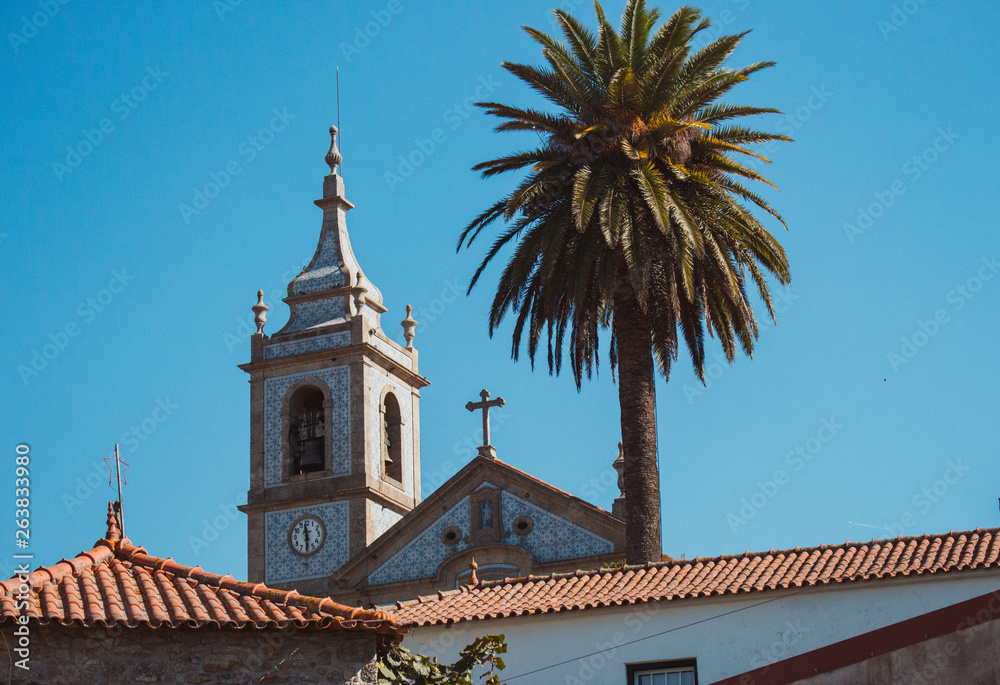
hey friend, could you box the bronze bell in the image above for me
[299,437,325,472]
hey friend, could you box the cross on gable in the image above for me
[465,388,505,459]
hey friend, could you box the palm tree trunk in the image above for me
[614,284,663,565]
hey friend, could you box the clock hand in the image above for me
[304,525,311,551]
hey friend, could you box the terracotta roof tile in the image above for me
[393,527,1000,627]
[1,502,400,635]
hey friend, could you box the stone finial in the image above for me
[468,558,479,586]
[252,289,269,335]
[612,441,626,521]
[105,501,121,542]
[614,441,625,492]
[354,270,367,313]
[325,125,342,175]
[401,304,417,350]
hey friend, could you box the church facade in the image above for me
[237,128,625,605]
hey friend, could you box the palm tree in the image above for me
[459,1,791,564]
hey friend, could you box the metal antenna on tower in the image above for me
[336,67,342,175]
[104,444,129,537]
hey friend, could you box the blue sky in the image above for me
[2,1,998,583]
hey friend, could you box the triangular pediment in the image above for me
[331,455,624,604]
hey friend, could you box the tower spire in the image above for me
[268,125,383,339]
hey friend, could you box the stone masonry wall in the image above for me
[0,624,382,685]
[792,618,1000,685]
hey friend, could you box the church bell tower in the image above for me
[238,127,429,593]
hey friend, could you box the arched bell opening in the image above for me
[287,385,326,475]
[382,392,403,483]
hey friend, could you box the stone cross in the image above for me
[466,389,505,458]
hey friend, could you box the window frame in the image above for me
[626,659,698,685]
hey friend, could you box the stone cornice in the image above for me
[238,341,429,389]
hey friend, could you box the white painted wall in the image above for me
[402,571,1000,685]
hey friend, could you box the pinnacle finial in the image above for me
[252,289,269,335]
[105,501,121,542]
[468,558,479,586]
[325,125,342,174]
[612,441,626,521]
[613,441,625,493]
[401,304,417,350]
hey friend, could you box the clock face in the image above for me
[288,515,326,556]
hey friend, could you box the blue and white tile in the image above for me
[291,225,346,296]
[500,491,614,562]
[284,297,347,333]
[369,502,404,541]
[264,331,351,360]
[367,496,472,585]
[264,366,351,486]
[264,500,349,584]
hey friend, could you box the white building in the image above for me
[395,529,1000,684]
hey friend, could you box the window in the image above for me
[628,661,697,685]
[382,393,402,482]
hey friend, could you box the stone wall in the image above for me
[791,618,1000,685]
[0,624,383,685]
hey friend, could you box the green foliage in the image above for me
[459,0,792,387]
[378,635,508,685]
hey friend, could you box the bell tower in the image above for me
[239,127,429,593]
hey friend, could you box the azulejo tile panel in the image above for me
[264,500,349,584]
[264,331,351,360]
[370,335,413,370]
[263,366,350,486]
[367,497,472,586]
[367,373,414,495]
[370,502,404,541]
[500,491,613,562]
[291,225,346,296]
[285,297,347,333]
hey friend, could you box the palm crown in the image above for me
[459,1,792,387]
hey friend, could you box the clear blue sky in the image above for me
[2,1,998,583]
